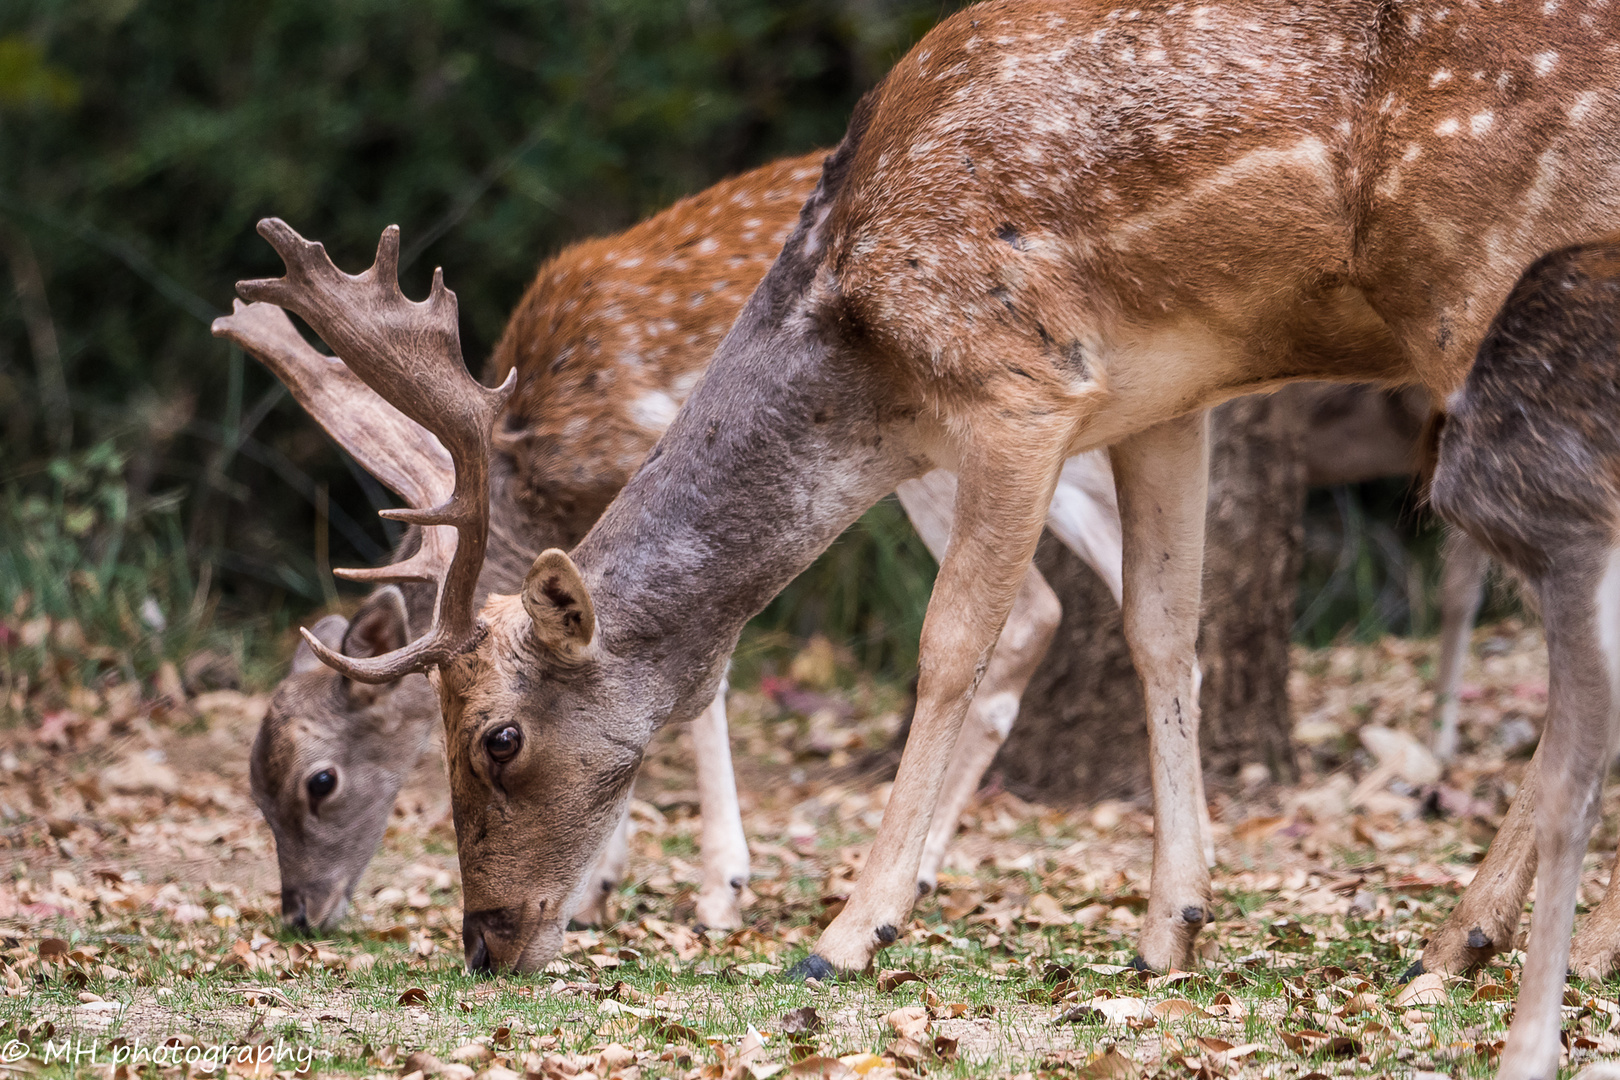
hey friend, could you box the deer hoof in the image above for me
[784,954,839,982]
[1399,959,1425,984]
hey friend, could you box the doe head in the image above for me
[250,587,435,931]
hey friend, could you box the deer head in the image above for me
[227,184,916,970]
[224,221,662,969]
[248,590,438,929]
[219,155,825,940]
[213,297,470,930]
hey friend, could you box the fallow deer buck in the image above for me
[229,157,1486,939]
[1425,235,1620,1080]
[231,1,1620,1070]
[222,154,1122,931]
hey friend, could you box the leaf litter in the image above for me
[2,618,1619,1075]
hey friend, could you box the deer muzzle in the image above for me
[281,881,352,933]
[462,901,563,974]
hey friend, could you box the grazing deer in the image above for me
[224,154,1118,930]
[227,0,1620,1025]
[230,165,1485,938]
[1426,235,1620,1080]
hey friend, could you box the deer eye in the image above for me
[484,726,522,763]
[306,769,337,801]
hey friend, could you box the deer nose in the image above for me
[281,889,311,934]
[462,908,517,974]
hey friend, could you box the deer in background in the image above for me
[233,1,1620,1072]
[232,154,1491,938]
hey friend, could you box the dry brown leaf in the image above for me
[1153,998,1213,1020]
[1075,1047,1139,1080]
[396,986,430,1006]
[875,968,926,992]
[1391,971,1448,1007]
[884,1005,930,1042]
[788,1056,855,1079]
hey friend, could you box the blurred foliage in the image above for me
[1295,478,1519,648]
[0,0,954,676]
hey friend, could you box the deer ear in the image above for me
[293,615,349,674]
[341,587,411,706]
[522,549,596,653]
[342,586,412,661]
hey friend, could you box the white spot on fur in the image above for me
[1470,111,1494,135]
[1533,51,1559,75]
[1570,90,1600,123]
[1435,117,1460,136]
[630,391,680,433]
[1430,69,1453,86]
[1403,142,1423,162]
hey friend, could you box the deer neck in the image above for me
[573,294,923,726]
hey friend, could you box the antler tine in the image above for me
[210,299,459,591]
[234,219,516,683]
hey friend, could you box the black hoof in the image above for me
[1399,958,1425,984]
[1181,905,1209,926]
[1466,927,1492,950]
[1128,955,1153,973]
[784,955,839,983]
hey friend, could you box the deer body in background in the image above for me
[234,0,1620,1063]
[234,157,1489,937]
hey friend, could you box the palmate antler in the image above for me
[212,299,459,591]
[220,219,515,683]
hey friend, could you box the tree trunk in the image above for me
[993,391,1308,803]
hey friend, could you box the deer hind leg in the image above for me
[1111,411,1215,972]
[1497,551,1620,1080]
[788,432,1067,979]
[690,680,751,930]
[1414,751,1539,976]
[570,806,631,927]
[1433,528,1490,762]
[1569,842,1620,981]
[1049,451,1216,869]
[896,471,1063,897]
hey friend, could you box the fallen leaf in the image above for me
[1076,1047,1139,1080]
[397,986,430,1006]
[1063,997,1150,1024]
[780,1006,822,1035]
[885,1005,930,1041]
[1391,972,1448,1008]
[876,969,926,992]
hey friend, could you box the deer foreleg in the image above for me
[690,680,751,930]
[570,806,631,927]
[790,441,1064,978]
[1500,553,1620,1080]
[1111,411,1214,972]
[1433,528,1490,762]
[896,471,1064,896]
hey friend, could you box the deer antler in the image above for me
[211,299,459,591]
[230,219,515,682]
